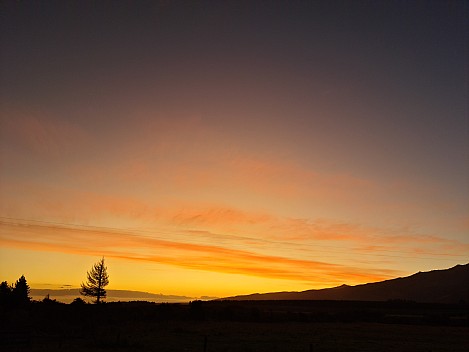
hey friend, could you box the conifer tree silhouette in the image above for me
[80,257,109,303]
[0,280,12,305]
[12,275,31,305]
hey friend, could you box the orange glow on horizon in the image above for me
[1,215,467,297]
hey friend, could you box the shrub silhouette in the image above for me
[71,297,86,305]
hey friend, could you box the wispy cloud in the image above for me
[0,218,401,286]
[1,182,467,264]
[160,205,469,259]
[2,104,461,241]
[0,217,469,287]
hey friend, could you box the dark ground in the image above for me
[1,300,468,351]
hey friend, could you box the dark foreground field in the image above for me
[1,300,468,351]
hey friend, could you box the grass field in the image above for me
[2,301,468,351]
[5,320,469,352]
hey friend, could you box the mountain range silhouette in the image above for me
[224,263,469,303]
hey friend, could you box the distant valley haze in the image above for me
[29,288,206,304]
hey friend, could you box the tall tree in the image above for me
[12,275,31,305]
[80,257,109,303]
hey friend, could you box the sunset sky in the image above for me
[1,1,468,298]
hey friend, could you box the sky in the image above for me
[0,0,468,298]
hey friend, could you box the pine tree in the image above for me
[80,257,109,303]
[0,281,12,305]
[12,275,31,305]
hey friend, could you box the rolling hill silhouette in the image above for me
[224,263,469,303]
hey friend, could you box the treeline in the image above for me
[0,275,31,306]
[0,275,88,306]
[1,258,108,307]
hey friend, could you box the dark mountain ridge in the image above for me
[224,263,469,303]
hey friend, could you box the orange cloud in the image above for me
[2,179,467,265]
[170,206,273,227]
[3,105,460,243]
[161,205,469,259]
[0,218,399,287]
